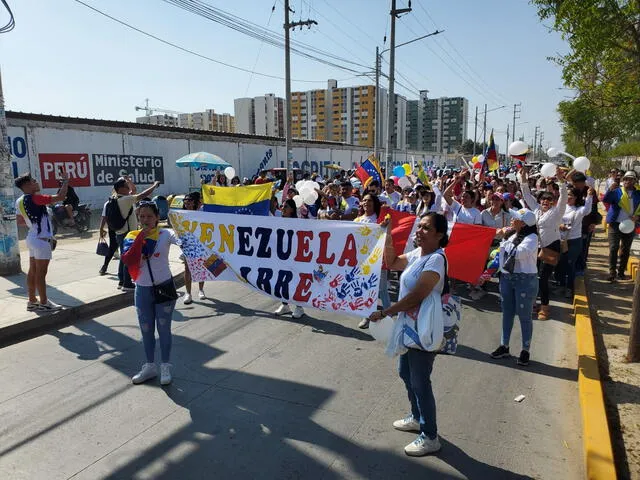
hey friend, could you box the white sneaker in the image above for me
[132,363,158,384]
[160,363,172,385]
[198,290,206,300]
[393,414,420,432]
[292,306,304,319]
[404,433,441,456]
[275,303,291,315]
[358,318,370,329]
[183,293,193,304]
[27,301,43,312]
[39,300,63,311]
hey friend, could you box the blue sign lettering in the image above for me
[7,136,27,159]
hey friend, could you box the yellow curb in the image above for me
[629,257,639,279]
[574,278,617,479]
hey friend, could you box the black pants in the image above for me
[608,222,634,275]
[101,228,119,270]
[539,240,561,306]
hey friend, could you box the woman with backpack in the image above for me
[121,202,180,385]
[489,208,539,366]
[367,212,449,457]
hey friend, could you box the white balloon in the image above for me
[619,219,635,234]
[398,176,412,189]
[508,140,529,156]
[298,187,312,197]
[573,156,590,172]
[224,166,236,180]
[292,195,304,208]
[546,147,559,158]
[540,162,557,178]
[477,154,485,163]
[295,180,306,190]
[306,181,320,191]
[303,190,318,205]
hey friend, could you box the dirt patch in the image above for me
[585,231,640,480]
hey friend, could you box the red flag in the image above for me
[444,223,496,283]
[378,206,496,282]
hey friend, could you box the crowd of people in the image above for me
[14,160,639,457]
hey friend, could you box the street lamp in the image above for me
[377,28,442,174]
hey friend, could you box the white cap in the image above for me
[623,170,637,179]
[509,208,537,226]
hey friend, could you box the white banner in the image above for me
[169,210,385,317]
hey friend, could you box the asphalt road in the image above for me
[0,282,582,479]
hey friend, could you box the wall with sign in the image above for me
[7,114,448,210]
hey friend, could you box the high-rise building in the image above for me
[137,109,234,133]
[234,94,285,137]
[135,114,179,127]
[406,91,468,153]
[290,80,406,150]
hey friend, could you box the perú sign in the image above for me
[38,153,91,188]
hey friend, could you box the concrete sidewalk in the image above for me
[0,231,184,345]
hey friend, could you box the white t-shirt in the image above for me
[449,199,482,225]
[499,233,538,274]
[134,229,180,286]
[481,209,512,228]
[354,214,378,224]
[399,248,446,306]
[16,194,54,240]
[561,195,593,240]
[380,190,402,209]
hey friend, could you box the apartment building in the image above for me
[234,94,285,137]
[407,91,468,153]
[290,80,405,150]
[137,109,235,133]
[135,114,178,127]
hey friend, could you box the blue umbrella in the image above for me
[176,152,231,169]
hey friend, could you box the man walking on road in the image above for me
[110,177,160,291]
[15,170,70,311]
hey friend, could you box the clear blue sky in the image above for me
[1,0,571,152]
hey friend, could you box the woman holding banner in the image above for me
[181,192,206,304]
[368,212,449,456]
[274,199,305,319]
[122,202,180,386]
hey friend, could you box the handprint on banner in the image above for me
[331,299,347,311]
[367,247,382,265]
[353,282,363,297]
[364,294,376,308]
[345,266,361,283]
[349,297,365,310]
[360,240,371,255]
[336,282,352,299]
[361,264,371,275]
[365,273,379,289]
[358,226,372,237]
[329,274,344,288]
[311,297,327,309]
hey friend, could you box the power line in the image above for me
[0,0,15,33]
[72,0,347,83]
[162,0,368,72]
[244,1,277,96]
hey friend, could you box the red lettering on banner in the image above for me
[338,234,358,267]
[316,231,335,264]
[38,153,91,188]
[293,273,313,302]
[294,231,313,262]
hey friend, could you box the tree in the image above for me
[557,97,619,157]
[458,139,486,155]
[533,0,640,136]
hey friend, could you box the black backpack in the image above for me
[105,197,132,231]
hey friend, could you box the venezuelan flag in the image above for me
[355,155,384,187]
[202,183,272,215]
[486,130,499,172]
[122,228,160,281]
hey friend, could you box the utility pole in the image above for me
[473,106,478,155]
[482,103,487,151]
[533,126,539,162]
[538,130,544,160]
[385,0,411,176]
[374,46,380,159]
[505,124,510,163]
[512,102,521,146]
[284,1,317,175]
[0,67,21,275]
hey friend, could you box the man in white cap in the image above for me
[603,170,640,281]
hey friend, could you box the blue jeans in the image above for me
[134,285,176,363]
[499,273,538,351]
[116,233,134,288]
[379,269,391,309]
[557,238,583,292]
[398,348,437,439]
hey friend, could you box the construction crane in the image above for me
[134,98,184,127]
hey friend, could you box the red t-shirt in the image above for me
[254,178,266,184]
